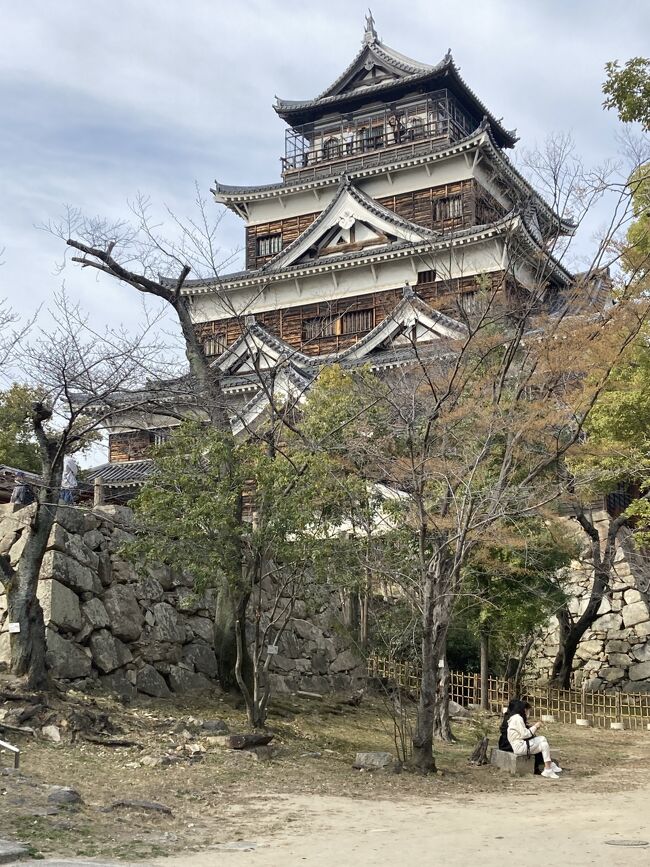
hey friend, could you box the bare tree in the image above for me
[0,292,168,688]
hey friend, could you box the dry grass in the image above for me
[1,688,649,861]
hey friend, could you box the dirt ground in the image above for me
[1,683,649,865]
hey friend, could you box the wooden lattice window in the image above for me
[434,195,463,223]
[203,335,226,357]
[417,270,436,285]
[322,137,342,160]
[256,233,282,257]
[302,316,335,341]
[341,308,374,335]
[459,291,486,314]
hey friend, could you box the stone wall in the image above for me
[0,503,365,697]
[531,510,650,692]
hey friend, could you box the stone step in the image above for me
[490,747,535,777]
[0,839,29,864]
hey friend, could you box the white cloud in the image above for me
[0,0,647,340]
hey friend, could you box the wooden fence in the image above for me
[367,657,650,730]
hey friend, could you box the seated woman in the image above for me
[501,699,562,779]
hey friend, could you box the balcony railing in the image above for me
[282,91,477,181]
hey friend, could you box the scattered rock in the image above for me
[353,751,395,770]
[41,725,61,743]
[201,719,229,733]
[214,733,274,750]
[0,838,30,862]
[48,786,83,806]
[110,798,172,815]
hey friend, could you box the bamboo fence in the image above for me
[367,657,650,730]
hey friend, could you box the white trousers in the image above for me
[512,736,551,763]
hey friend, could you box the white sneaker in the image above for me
[541,769,559,779]
[551,762,563,773]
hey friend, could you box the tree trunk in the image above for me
[549,507,623,688]
[468,736,489,765]
[359,590,369,649]
[480,628,489,710]
[5,496,59,689]
[433,650,454,742]
[214,582,252,691]
[413,560,454,771]
[512,633,536,697]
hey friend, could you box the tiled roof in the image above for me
[84,460,155,487]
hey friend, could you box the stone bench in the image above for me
[490,747,535,777]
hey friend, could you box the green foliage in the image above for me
[128,421,350,594]
[603,57,650,131]
[0,384,41,472]
[622,164,650,279]
[459,519,574,674]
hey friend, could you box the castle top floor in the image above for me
[274,13,517,181]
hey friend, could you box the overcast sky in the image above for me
[1,0,648,330]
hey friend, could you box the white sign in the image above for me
[8,622,20,634]
[438,658,445,669]
[267,644,278,656]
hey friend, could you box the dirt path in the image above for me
[152,780,650,867]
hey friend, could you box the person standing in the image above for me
[60,454,79,505]
[10,472,36,507]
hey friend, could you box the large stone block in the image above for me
[593,612,623,631]
[99,670,136,699]
[134,576,164,603]
[632,644,650,662]
[605,640,631,653]
[37,579,82,632]
[82,597,110,629]
[293,619,321,642]
[152,602,185,643]
[82,529,105,550]
[490,748,535,776]
[575,639,603,660]
[107,527,135,554]
[139,640,182,664]
[53,505,93,536]
[330,649,360,673]
[89,629,132,673]
[622,601,650,629]
[93,504,135,529]
[599,666,625,682]
[40,550,100,594]
[136,664,170,697]
[46,629,91,679]
[109,556,138,584]
[187,616,214,643]
[624,589,644,605]
[48,522,99,570]
[168,665,212,693]
[0,630,10,667]
[628,660,650,681]
[606,652,631,669]
[182,643,218,677]
[103,584,143,641]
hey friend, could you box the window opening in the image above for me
[256,233,282,257]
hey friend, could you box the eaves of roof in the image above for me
[274,55,516,149]
[181,218,513,295]
[84,460,155,487]
[212,128,487,204]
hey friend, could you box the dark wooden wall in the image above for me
[244,179,504,269]
[109,430,154,463]
[195,272,507,359]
